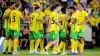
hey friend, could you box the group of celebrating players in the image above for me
[2,1,92,55]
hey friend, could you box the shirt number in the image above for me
[12,16,15,22]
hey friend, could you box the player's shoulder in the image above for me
[82,10,87,13]
[30,12,38,17]
[5,8,11,12]
[11,10,19,13]
[52,11,58,15]
[72,12,77,16]
[60,13,65,17]
[40,11,44,14]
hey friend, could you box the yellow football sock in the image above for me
[40,40,44,51]
[3,40,8,52]
[35,39,41,50]
[45,44,51,50]
[70,39,75,52]
[53,45,57,51]
[8,40,13,52]
[57,41,64,52]
[77,41,80,48]
[14,39,18,52]
[74,40,78,53]
[62,42,66,53]
[79,43,84,52]
[30,40,35,51]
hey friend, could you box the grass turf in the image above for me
[0,47,100,56]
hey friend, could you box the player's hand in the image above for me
[24,8,29,15]
[80,22,85,25]
[60,26,63,29]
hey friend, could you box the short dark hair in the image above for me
[8,2,15,6]
[78,3,84,7]
[61,7,66,14]
[34,5,40,10]
[51,4,61,11]
[15,3,21,8]
[69,6,75,10]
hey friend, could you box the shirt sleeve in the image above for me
[20,12,23,19]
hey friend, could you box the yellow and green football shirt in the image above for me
[76,10,88,31]
[38,12,45,30]
[48,11,59,32]
[59,14,68,32]
[10,10,22,31]
[70,12,79,32]
[44,9,51,16]
[90,17,96,26]
[3,8,11,29]
[29,12,39,32]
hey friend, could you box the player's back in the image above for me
[38,12,45,30]
[49,11,59,32]
[10,10,22,31]
[4,8,12,29]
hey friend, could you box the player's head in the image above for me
[51,4,61,12]
[77,3,84,10]
[34,5,41,13]
[32,4,38,11]
[15,2,22,9]
[69,6,75,14]
[8,2,15,9]
[61,7,66,14]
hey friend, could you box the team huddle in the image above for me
[3,1,90,55]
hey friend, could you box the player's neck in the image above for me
[54,10,58,12]
[72,11,75,14]
[35,11,39,13]
[15,8,19,10]
[79,9,83,12]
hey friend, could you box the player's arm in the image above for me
[72,17,77,24]
[85,16,90,23]
[59,15,69,22]
[55,19,63,29]
[41,15,49,23]
[3,11,11,19]
[22,9,30,21]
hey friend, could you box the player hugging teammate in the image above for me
[2,1,90,55]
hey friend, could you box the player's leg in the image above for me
[39,30,45,54]
[68,32,76,55]
[24,34,29,48]
[45,31,59,54]
[30,31,35,54]
[13,30,20,54]
[3,29,11,54]
[52,31,60,55]
[8,30,14,54]
[52,45,57,54]
[57,30,66,55]
[74,32,79,54]
[78,29,84,54]
[74,40,78,54]
[34,32,41,54]
[60,38,66,55]
[8,36,14,54]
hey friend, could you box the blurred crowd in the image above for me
[0,0,100,47]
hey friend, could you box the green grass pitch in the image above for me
[0,47,100,56]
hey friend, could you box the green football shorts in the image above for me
[49,31,59,40]
[59,30,66,38]
[70,31,79,40]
